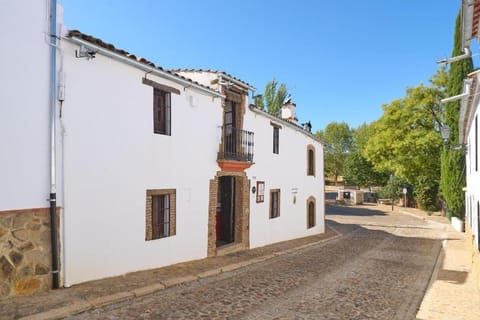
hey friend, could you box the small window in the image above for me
[152,194,170,238]
[270,189,280,219]
[146,189,176,240]
[273,127,279,154]
[256,181,265,203]
[154,88,171,135]
[307,197,316,228]
[307,145,315,176]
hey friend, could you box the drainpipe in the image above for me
[48,0,60,289]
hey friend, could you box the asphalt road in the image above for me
[67,198,445,320]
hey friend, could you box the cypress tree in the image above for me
[440,10,473,218]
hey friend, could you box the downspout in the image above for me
[48,0,60,289]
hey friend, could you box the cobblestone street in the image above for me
[66,200,446,320]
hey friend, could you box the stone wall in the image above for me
[208,171,250,256]
[0,208,56,299]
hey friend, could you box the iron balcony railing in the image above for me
[219,126,254,162]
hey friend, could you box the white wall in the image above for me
[465,98,479,249]
[244,108,325,248]
[175,71,218,90]
[0,0,55,210]
[61,40,222,285]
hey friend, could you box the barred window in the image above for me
[307,146,315,176]
[154,88,171,135]
[270,189,280,219]
[146,189,176,240]
[307,198,316,228]
[273,127,279,154]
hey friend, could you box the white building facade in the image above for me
[1,1,325,294]
[245,106,324,248]
[459,0,480,287]
[460,70,480,285]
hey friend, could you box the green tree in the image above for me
[263,79,288,116]
[440,10,473,218]
[378,175,408,203]
[344,152,385,187]
[364,72,446,210]
[316,122,353,185]
[344,123,388,187]
[344,123,388,188]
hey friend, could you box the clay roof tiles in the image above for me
[66,30,220,94]
[171,68,254,89]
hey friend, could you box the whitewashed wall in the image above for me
[175,71,218,90]
[244,108,325,248]
[61,40,222,285]
[0,0,60,211]
[465,97,479,250]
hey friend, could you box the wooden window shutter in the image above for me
[153,89,171,135]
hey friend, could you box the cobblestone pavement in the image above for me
[66,202,445,320]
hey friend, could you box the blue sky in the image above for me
[60,0,464,132]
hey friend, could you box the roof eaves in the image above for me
[462,0,480,47]
[247,104,323,144]
[65,30,224,98]
[171,69,256,91]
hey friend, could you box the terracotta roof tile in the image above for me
[171,68,254,89]
[66,30,219,94]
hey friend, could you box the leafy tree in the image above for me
[344,123,388,188]
[364,71,446,210]
[378,175,408,203]
[344,152,383,187]
[316,122,353,185]
[415,175,439,211]
[260,78,289,117]
[440,10,473,219]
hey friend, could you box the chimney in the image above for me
[281,97,298,123]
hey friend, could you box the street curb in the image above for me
[19,301,92,320]
[20,230,342,319]
[393,238,444,320]
[160,275,198,288]
[414,239,447,319]
[87,291,135,308]
[131,283,166,298]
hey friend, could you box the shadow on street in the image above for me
[326,203,387,217]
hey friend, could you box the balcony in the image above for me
[217,126,254,171]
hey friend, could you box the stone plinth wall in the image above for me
[0,208,57,299]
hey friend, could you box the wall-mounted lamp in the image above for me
[440,124,451,145]
[75,44,97,60]
[440,124,468,152]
